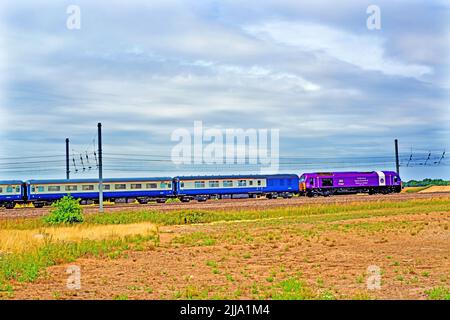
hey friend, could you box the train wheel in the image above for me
[5,202,15,209]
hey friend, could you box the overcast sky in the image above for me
[0,0,449,180]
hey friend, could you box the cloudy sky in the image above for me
[0,0,449,180]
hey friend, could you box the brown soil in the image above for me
[8,208,450,300]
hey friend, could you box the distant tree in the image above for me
[404,179,450,187]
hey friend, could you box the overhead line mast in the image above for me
[98,122,104,213]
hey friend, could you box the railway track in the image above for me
[1,192,449,220]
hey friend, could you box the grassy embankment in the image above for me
[1,197,449,299]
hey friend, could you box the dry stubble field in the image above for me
[1,194,449,300]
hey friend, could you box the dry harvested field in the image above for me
[1,195,449,300]
[419,186,450,193]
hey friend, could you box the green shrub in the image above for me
[44,195,84,224]
[425,286,450,300]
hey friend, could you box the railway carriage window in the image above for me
[257,180,262,186]
[209,181,219,188]
[65,185,78,192]
[180,182,185,188]
[223,180,233,187]
[168,183,172,188]
[195,181,205,188]
[38,186,44,192]
[6,186,13,193]
[131,184,142,189]
[16,186,20,192]
[238,180,247,187]
[160,182,169,188]
[115,184,126,190]
[0,187,2,193]
[322,178,334,187]
[103,185,111,190]
[147,183,158,189]
[82,185,94,191]
[249,181,253,186]
[48,186,61,192]
[309,178,314,186]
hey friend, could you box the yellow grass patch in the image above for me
[0,222,157,254]
[419,186,450,193]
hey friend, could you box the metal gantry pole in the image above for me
[98,122,104,213]
[395,139,400,176]
[66,138,70,180]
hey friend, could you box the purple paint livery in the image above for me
[299,171,402,196]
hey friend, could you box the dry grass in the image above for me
[0,222,157,254]
[419,186,450,193]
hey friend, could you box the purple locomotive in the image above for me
[299,171,402,197]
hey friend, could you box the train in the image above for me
[0,171,402,209]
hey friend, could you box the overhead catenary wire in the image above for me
[0,147,448,176]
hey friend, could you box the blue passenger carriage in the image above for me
[27,177,174,207]
[174,174,299,202]
[0,180,25,209]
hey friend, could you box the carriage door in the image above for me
[376,171,386,186]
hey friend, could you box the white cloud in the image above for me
[244,21,433,79]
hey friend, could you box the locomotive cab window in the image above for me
[321,178,334,187]
[394,176,399,183]
[309,178,314,186]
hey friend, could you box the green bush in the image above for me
[44,195,84,224]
